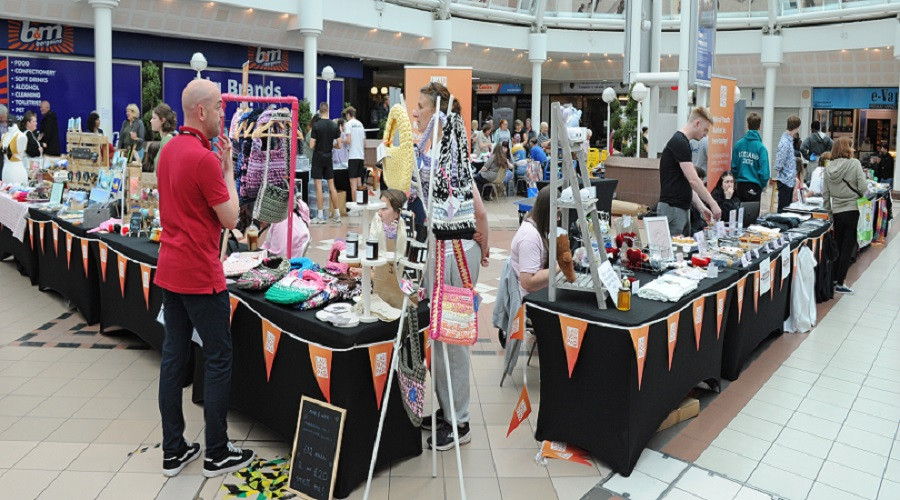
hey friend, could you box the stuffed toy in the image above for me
[556,233,576,283]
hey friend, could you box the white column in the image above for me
[761,35,783,166]
[90,0,118,143]
[648,0,662,156]
[529,33,547,128]
[297,0,323,108]
[433,19,452,67]
[677,1,690,126]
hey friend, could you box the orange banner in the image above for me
[65,233,73,268]
[559,316,588,378]
[38,222,45,253]
[404,66,473,144]
[736,276,747,322]
[666,311,680,371]
[52,222,59,256]
[117,253,128,297]
[80,239,89,276]
[28,220,34,249]
[368,343,393,410]
[707,76,737,191]
[308,344,333,402]
[753,272,760,313]
[692,298,705,350]
[507,386,532,437]
[262,319,282,382]
[716,289,727,339]
[98,241,109,281]
[509,305,526,341]
[630,325,650,390]
[540,441,592,467]
[139,264,152,309]
[229,295,239,323]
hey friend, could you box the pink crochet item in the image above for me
[325,240,349,275]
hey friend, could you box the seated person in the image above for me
[369,188,408,254]
[475,142,511,196]
[711,171,742,216]
[510,186,555,298]
[261,197,312,258]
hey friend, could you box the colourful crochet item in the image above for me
[265,270,327,305]
[383,104,414,193]
[236,257,289,291]
[289,257,318,272]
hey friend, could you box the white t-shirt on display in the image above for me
[347,118,366,160]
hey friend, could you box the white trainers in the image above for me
[330,214,343,225]
[312,216,327,225]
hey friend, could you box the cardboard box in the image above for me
[657,397,700,432]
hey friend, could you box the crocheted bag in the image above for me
[236,257,289,291]
[265,270,326,305]
[382,104,414,194]
[222,250,268,278]
[430,239,478,345]
[430,112,476,240]
[397,304,426,426]
[253,135,290,223]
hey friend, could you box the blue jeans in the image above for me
[159,289,232,456]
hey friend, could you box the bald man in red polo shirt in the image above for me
[155,79,254,478]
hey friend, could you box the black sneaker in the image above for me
[420,409,446,431]
[162,441,201,477]
[426,421,471,451]
[835,284,855,294]
[203,442,255,478]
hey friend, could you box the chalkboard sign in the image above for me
[287,396,346,500]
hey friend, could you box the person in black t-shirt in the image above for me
[657,107,721,236]
[309,102,344,225]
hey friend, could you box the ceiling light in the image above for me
[206,1,214,6]
[484,48,490,52]
[584,60,590,63]
[395,32,402,38]
[465,43,469,47]
[371,87,378,95]
[864,47,869,51]
[281,13,289,19]
[419,36,425,41]
[370,28,378,33]
[246,8,252,13]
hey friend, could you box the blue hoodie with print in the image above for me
[731,130,770,188]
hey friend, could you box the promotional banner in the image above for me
[559,316,588,378]
[51,222,59,256]
[117,253,127,297]
[715,289,727,338]
[736,276,747,321]
[404,66,472,141]
[98,241,109,281]
[539,441,592,467]
[692,298,705,350]
[230,295,240,324]
[629,325,650,390]
[707,76,736,191]
[507,386,532,437]
[509,305,526,341]
[262,319,282,382]
[7,21,74,54]
[80,239,89,276]
[666,311,680,371]
[65,232,72,268]
[308,344,333,403]
[28,219,33,249]
[368,343,393,410]
[691,0,718,87]
[139,263,152,309]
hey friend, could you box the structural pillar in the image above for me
[647,0,662,156]
[433,19,452,67]
[528,33,547,130]
[89,0,118,143]
[297,0,323,108]
[760,34,783,166]
[677,1,691,126]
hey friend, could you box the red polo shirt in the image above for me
[154,127,231,294]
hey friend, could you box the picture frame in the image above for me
[644,216,673,260]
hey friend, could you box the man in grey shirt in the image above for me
[690,136,708,173]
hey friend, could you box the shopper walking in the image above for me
[800,120,833,182]
[38,100,60,156]
[343,106,366,217]
[150,103,178,170]
[155,78,254,478]
[731,112,770,202]
[309,102,343,224]
[118,103,146,160]
[657,107,722,237]
[823,137,867,294]
[774,116,801,213]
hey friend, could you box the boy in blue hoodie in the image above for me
[731,112,770,202]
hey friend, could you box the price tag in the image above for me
[738,207,746,232]
[759,257,771,295]
[729,210,738,234]
[623,215,633,227]
[676,253,684,263]
[597,260,621,308]
[741,253,751,267]
[632,280,640,294]
[781,246,791,279]
[694,231,708,254]
[716,221,726,238]
[376,142,387,162]
[707,263,719,278]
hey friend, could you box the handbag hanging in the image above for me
[253,135,290,223]
[430,112,476,241]
[397,304,426,426]
[382,104,414,194]
[430,239,478,346]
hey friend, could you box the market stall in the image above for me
[0,192,39,283]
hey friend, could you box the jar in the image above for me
[355,187,368,205]
[346,232,359,259]
[366,237,379,261]
[246,225,259,251]
[617,277,632,312]
[407,240,427,264]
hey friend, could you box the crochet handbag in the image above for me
[430,112,476,241]
[236,257,289,291]
[397,304,426,426]
[222,250,268,278]
[265,270,326,305]
[253,135,290,223]
[382,104,414,194]
[430,239,478,345]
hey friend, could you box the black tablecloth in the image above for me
[29,209,101,324]
[525,268,736,476]
[0,221,38,285]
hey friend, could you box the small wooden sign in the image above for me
[287,396,346,500]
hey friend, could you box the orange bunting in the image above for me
[666,311,680,371]
[262,319,282,382]
[559,316,588,378]
[65,233,73,268]
[818,235,823,260]
[368,343,393,410]
[117,253,127,297]
[715,289,727,339]
[792,248,799,276]
[98,241,109,281]
[509,305,526,341]
[770,259,777,300]
[753,272,760,313]
[308,344,332,402]
[139,264,152,309]
[507,386,532,437]
[51,222,59,256]
[540,441,592,467]
[28,219,34,249]
[736,276,747,322]
[692,297,705,350]
[38,222,45,253]
[229,295,239,323]
[629,325,650,390]
[80,239,89,276]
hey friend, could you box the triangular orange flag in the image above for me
[629,325,650,390]
[262,319,282,382]
[507,386,532,437]
[139,264,152,309]
[818,236,823,261]
[98,241,109,282]
[308,344,332,402]
[229,295,239,323]
[792,248,799,275]
[368,343,393,410]
[28,220,34,249]
[811,238,818,258]
[540,441,592,466]
[692,297,705,350]
[715,289,727,339]
[559,315,588,378]
[736,276,747,322]
[423,329,431,370]
[509,305,526,341]
[753,272,760,313]
[666,311,680,371]
[81,239,89,276]
[52,222,59,256]
[65,233,73,268]
[770,259,777,300]
[117,253,127,297]
[38,222,45,253]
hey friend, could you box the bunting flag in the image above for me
[117,253,128,297]
[423,328,431,370]
[308,344,332,402]
[769,259,777,300]
[65,233,73,268]
[139,263,152,309]
[38,222,45,253]
[753,272,760,313]
[80,239,89,276]
[507,386,532,437]
[51,222,59,256]
[509,305,526,341]
[692,297,705,350]
[368,343,393,410]
[98,241,109,281]
[818,235,823,261]
[262,319,282,382]
[811,238,818,258]
[629,325,650,390]
[559,316,588,378]
[28,220,34,249]
[792,248,799,275]
[715,289,727,339]
[736,276,747,322]
[539,441,592,467]
[666,311,680,371]
[229,295,240,323]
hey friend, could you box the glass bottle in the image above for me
[617,277,632,312]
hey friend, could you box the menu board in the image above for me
[288,396,346,500]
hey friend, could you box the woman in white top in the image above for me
[1,122,28,185]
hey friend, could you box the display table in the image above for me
[0,193,39,283]
[525,268,737,476]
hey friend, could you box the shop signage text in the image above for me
[474,83,524,95]
[248,46,289,72]
[7,20,74,54]
[813,87,898,110]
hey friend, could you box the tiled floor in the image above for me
[0,195,897,499]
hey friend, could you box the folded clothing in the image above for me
[637,274,699,302]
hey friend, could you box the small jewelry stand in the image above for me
[340,201,387,323]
